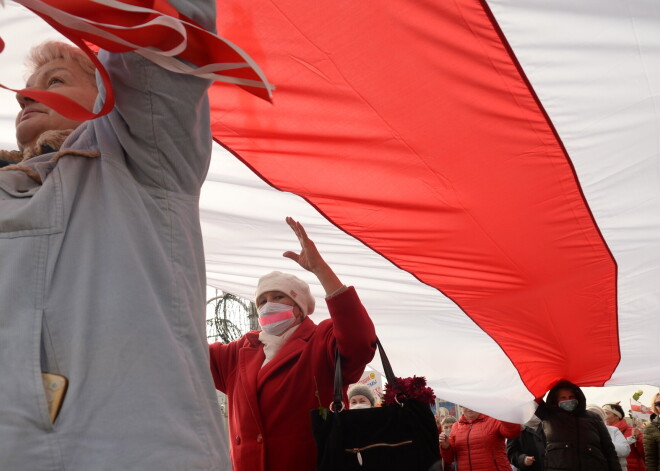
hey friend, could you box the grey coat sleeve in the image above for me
[94,0,216,194]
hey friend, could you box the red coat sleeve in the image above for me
[440,433,456,464]
[498,420,522,439]
[325,286,377,383]
[209,337,243,393]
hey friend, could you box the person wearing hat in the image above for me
[209,217,377,471]
[348,384,376,409]
[603,403,646,471]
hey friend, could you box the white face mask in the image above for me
[258,302,297,336]
[350,403,372,410]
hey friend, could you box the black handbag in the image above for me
[310,338,440,470]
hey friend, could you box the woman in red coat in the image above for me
[209,217,377,471]
[604,403,646,471]
[439,406,521,471]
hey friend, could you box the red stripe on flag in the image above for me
[211,0,618,398]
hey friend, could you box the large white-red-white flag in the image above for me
[1,0,659,421]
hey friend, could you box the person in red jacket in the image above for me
[604,403,646,471]
[439,406,521,471]
[209,217,377,471]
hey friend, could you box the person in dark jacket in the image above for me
[535,379,622,471]
[507,415,546,471]
[644,392,660,471]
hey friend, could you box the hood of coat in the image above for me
[546,379,587,413]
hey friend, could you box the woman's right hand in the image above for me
[439,432,450,449]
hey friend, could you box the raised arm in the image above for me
[283,216,345,296]
[94,0,216,193]
[283,217,376,377]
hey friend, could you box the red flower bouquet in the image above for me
[383,376,435,406]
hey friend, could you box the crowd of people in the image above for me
[430,385,660,471]
[1,1,659,470]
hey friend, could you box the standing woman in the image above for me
[439,406,520,471]
[209,217,377,471]
[644,392,660,471]
[588,405,631,471]
[0,1,232,469]
[535,380,622,471]
[603,403,646,471]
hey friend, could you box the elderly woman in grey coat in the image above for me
[0,2,230,470]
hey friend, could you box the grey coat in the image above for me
[0,2,231,469]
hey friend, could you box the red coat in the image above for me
[209,287,376,471]
[613,418,646,471]
[440,413,521,471]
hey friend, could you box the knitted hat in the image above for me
[347,384,375,406]
[255,271,315,316]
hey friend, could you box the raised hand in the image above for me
[283,216,325,273]
[282,217,344,296]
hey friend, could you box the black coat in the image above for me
[535,380,622,471]
[507,423,546,471]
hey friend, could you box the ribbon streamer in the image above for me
[2,0,273,123]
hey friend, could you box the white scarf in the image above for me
[258,324,300,367]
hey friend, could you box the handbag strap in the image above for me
[331,336,398,411]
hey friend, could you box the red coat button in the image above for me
[235,436,241,445]
[256,434,263,443]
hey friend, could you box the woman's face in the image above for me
[556,389,576,402]
[462,407,480,421]
[653,394,660,414]
[256,291,303,318]
[604,409,618,425]
[349,395,372,409]
[442,423,453,435]
[15,57,97,150]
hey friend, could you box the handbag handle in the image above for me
[332,337,398,411]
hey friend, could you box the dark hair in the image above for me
[604,403,625,419]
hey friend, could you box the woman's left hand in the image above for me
[283,217,326,273]
[283,217,344,296]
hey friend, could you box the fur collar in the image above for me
[0,129,74,165]
[1,129,99,184]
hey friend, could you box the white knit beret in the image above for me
[255,271,316,316]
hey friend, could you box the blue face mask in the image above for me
[558,399,578,412]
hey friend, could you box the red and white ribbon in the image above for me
[1,0,273,122]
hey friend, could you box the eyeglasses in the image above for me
[654,401,660,407]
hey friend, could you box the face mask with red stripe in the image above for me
[258,302,296,336]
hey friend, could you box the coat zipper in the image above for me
[466,423,473,470]
[345,440,413,466]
